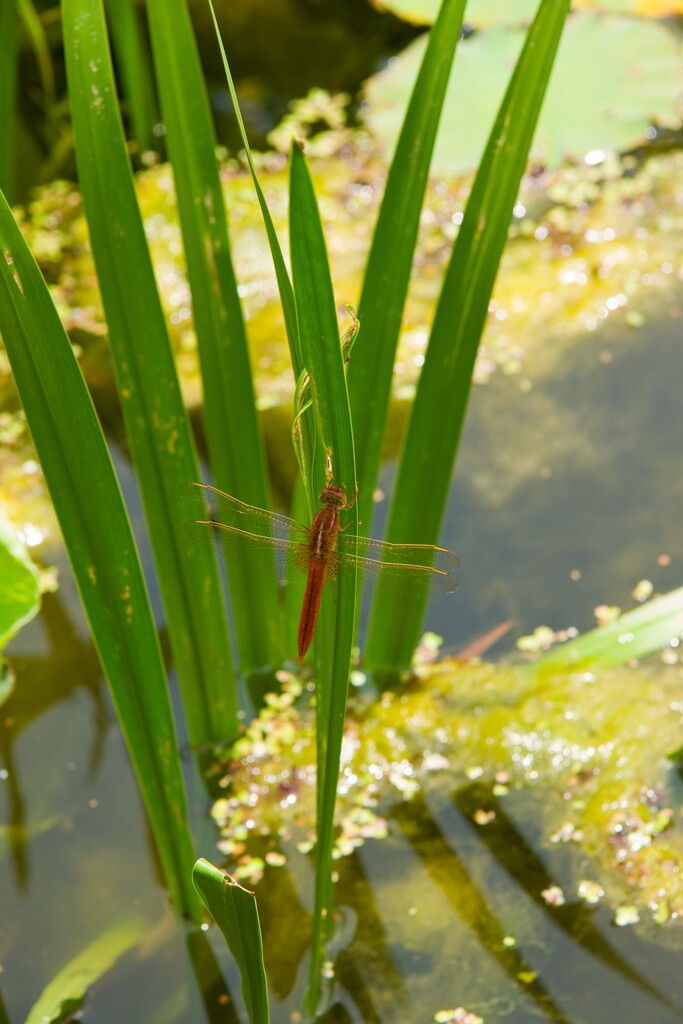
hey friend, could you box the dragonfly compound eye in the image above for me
[320,486,347,509]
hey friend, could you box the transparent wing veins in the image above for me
[180,482,459,597]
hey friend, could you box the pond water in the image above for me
[2,247,682,1023]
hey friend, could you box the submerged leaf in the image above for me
[24,919,144,1024]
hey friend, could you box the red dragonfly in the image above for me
[181,482,459,661]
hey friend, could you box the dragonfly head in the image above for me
[320,485,348,510]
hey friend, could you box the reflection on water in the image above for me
[318,784,683,1024]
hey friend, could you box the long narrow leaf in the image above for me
[193,859,270,1024]
[104,0,159,154]
[366,0,571,670]
[19,0,55,106]
[206,0,297,364]
[63,0,238,747]
[289,142,358,1015]
[0,191,200,918]
[144,0,282,674]
[205,1,309,653]
[348,0,467,531]
[534,586,683,677]
[0,0,19,198]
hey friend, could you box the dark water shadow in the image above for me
[452,781,677,1013]
[392,793,572,1024]
[1,590,106,891]
[186,928,242,1024]
[331,850,411,1023]
[0,987,11,1024]
[416,781,683,1023]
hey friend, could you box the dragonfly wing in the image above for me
[183,521,308,582]
[180,483,310,582]
[180,482,309,542]
[329,534,459,598]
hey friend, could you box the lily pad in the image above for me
[370,0,683,27]
[578,0,683,15]
[0,509,40,653]
[371,0,539,27]
[363,11,682,171]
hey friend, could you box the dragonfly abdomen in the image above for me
[297,505,342,660]
[298,556,327,660]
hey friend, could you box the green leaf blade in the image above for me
[366,0,571,670]
[205,1,299,368]
[193,859,270,1024]
[288,141,357,1013]
[104,0,159,154]
[0,0,19,199]
[348,0,467,531]
[63,0,237,746]
[0,189,199,920]
[145,0,282,674]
